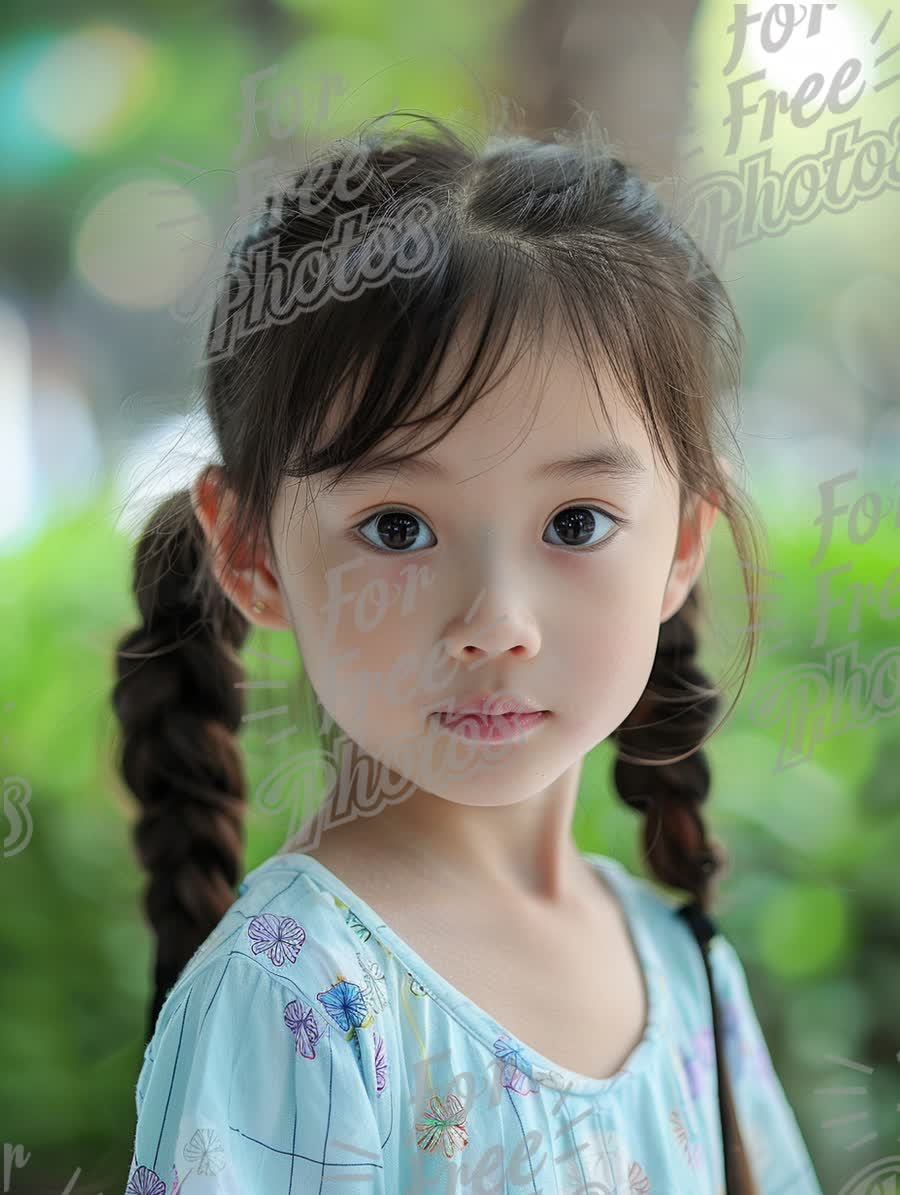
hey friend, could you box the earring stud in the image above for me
[252,599,266,613]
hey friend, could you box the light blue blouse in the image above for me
[126,851,824,1194]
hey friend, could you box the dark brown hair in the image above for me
[112,111,765,1192]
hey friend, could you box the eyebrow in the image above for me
[327,444,649,492]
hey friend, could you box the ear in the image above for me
[659,462,729,624]
[189,464,292,631]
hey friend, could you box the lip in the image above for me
[425,693,547,717]
[432,710,551,742]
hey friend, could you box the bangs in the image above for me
[267,225,702,503]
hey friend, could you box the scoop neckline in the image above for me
[242,848,666,1098]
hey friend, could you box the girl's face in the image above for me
[253,329,717,816]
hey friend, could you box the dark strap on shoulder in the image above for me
[676,899,736,1194]
[676,898,718,947]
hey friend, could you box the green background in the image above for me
[1,0,898,1191]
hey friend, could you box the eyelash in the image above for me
[351,505,627,555]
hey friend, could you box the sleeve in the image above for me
[126,952,387,1195]
[711,936,825,1195]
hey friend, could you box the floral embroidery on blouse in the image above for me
[680,1024,715,1099]
[317,975,372,1032]
[670,1106,703,1170]
[355,948,389,1014]
[492,1033,540,1096]
[125,1165,165,1195]
[246,913,305,966]
[680,998,748,1101]
[126,1125,226,1195]
[342,903,373,942]
[183,1127,226,1175]
[283,997,323,1059]
[373,1031,388,1093]
[415,1091,470,1159]
[564,1126,653,1193]
[627,1162,653,1193]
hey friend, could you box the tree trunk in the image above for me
[502,0,701,179]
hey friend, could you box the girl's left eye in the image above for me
[353,506,624,553]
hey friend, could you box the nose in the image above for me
[444,602,540,669]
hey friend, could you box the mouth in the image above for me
[431,709,551,742]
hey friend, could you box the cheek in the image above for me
[556,625,659,723]
[552,548,661,638]
[551,553,669,733]
[295,554,439,723]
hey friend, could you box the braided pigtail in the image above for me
[112,489,252,1042]
[611,584,761,1195]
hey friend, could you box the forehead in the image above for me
[320,312,666,487]
[433,332,649,471]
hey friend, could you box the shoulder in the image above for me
[595,856,710,966]
[157,853,379,1033]
[131,857,388,1194]
[593,855,750,1004]
[603,859,779,1069]
[142,850,383,1088]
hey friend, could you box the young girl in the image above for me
[113,113,824,1195]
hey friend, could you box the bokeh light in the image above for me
[744,0,870,95]
[756,883,850,977]
[112,405,214,541]
[73,176,213,308]
[0,36,72,186]
[24,25,163,154]
[0,300,34,551]
[832,274,900,395]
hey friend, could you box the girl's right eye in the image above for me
[355,510,436,553]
